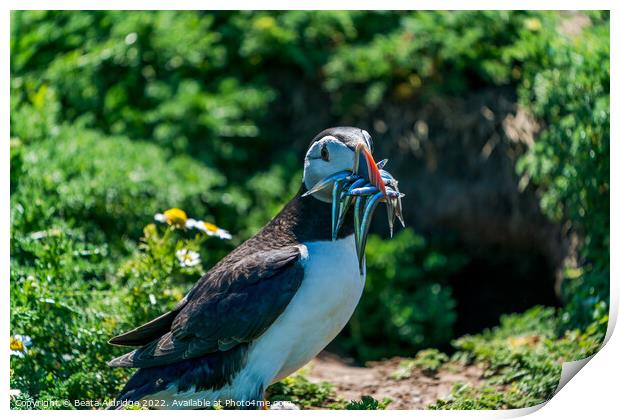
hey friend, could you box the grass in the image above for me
[267,374,391,410]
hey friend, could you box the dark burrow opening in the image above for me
[449,245,560,340]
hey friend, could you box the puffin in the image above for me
[107,127,391,409]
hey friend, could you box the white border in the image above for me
[3,3,617,419]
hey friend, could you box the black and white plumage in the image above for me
[108,127,382,409]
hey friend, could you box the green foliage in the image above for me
[429,382,529,410]
[11,125,225,246]
[266,374,390,410]
[116,224,207,325]
[340,229,467,362]
[515,13,610,330]
[391,349,449,379]
[344,396,391,410]
[11,11,273,160]
[267,374,334,409]
[438,307,606,409]
[324,11,542,111]
[10,224,128,406]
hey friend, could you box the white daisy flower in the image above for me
[190,220,232,240]
[185,218,201,230]
[176,249,201,268]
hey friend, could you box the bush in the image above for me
[515,12,610,331]
[11,125,225,245]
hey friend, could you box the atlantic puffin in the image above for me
[108,127,393,409]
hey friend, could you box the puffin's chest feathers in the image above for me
[298,235,366,323]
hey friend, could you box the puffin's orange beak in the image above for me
[355,143,387,197]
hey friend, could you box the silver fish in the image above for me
[356,191,385,273]
[334,178,366,238]
[353,194,366,270]
[380,169,405,229]
[331,178,348,240]
[348,184,380,196]
[302,170,351,198]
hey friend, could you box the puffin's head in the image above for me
[303,127,384,203]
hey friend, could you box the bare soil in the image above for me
[305,352,487,409]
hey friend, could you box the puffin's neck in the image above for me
[260,185,355,245]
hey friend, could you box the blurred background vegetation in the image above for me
[10,11,609,409]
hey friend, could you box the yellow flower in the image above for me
[164,208,188,225]
[10,337,24,352]
[203,222,219,233]
[154,208,188,227]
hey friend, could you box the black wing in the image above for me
[108,299,188,347]
[108,246,304,368]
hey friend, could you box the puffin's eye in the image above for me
[320,144,330,161]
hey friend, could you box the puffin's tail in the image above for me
[107,344,250,410]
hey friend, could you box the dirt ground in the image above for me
[305,352,486,409]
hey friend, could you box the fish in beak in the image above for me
[303,141,405,273]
